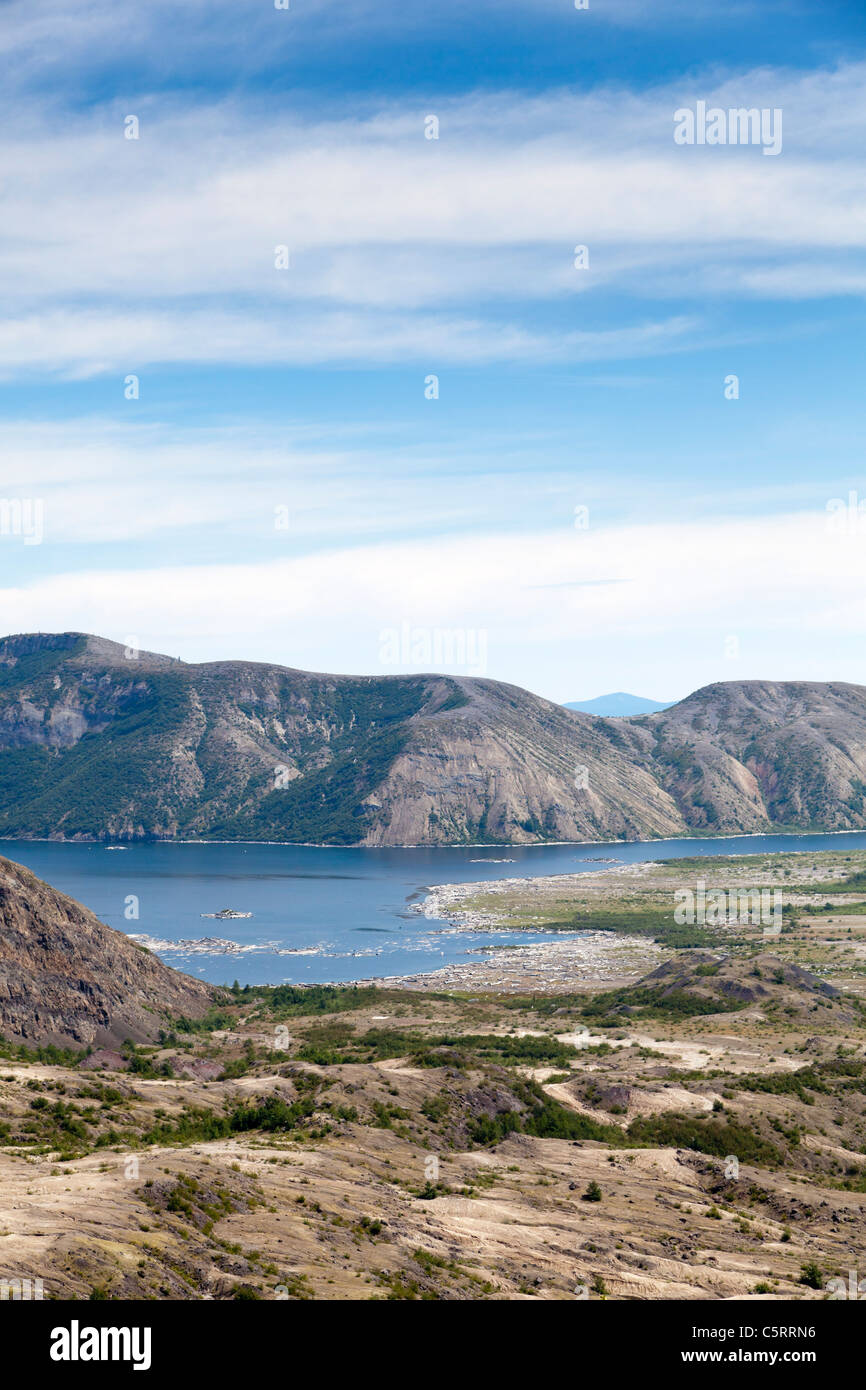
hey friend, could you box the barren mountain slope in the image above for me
[366,676,683,843]
[620,680,866,833]
[0,855,215,1048]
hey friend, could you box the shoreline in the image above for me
[1,829,865,850]
[348,929,667,994]
[415,872,633,931]
[346,868,668,992]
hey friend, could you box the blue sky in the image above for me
[1,0,865,701]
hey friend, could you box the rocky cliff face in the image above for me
[0,632,864,844]
[0,854,216,1048]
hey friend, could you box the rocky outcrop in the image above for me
[639,951,844,1020]
[0,855,216,1048]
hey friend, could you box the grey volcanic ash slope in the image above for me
[0,632,865,844]
[0,856,214,1048]
[617,680,866,834]
[363,675,681,845]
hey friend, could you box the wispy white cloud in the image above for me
[0,64,864,372]
[6,414,846,557]
[2,507,865,700]
[0,308,699,375]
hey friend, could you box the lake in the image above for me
[3,832,865,988]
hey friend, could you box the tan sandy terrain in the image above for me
[4,847,866,1301]
[0,1061,860,1303]
[0,951,864,1301]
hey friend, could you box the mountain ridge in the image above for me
[0,632,865,845]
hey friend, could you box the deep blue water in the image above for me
[3,832,865,988]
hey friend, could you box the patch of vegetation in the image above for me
[121,1041,174,1079]
[730,1055,866,1105]
[172,1008,237,1034]
[468,1078,621,1147]
[534,903,722,949]
[139,1091,320,1148]
[799,1262,824,1290]
[578,985,745,1024]
[0,1036,89,1068]
[240,983,439,1021]
[294,1024,581,1069]
[626,1113,783,1166]
[210,680,430,844]
[808,867,866,896]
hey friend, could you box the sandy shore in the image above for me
[372,930,666,993]
[356,871,667,993]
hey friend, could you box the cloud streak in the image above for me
[2,508,865,699]
[0,65,864,373]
